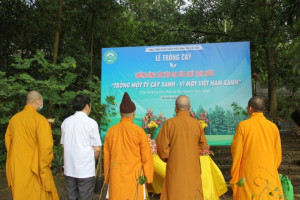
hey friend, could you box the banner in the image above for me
[101,42,252,145]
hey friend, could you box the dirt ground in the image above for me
[3,174,300,200]
[0,172,234,200]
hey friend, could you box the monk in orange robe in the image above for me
[156,95,208,200]
[231,97,283,200]
[104,92,154,200]
[5,91,59,200]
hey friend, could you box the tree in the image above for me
[0,51,116,168]
[53,0,64,65]
[185,0,300,121]
[0,1,55,68]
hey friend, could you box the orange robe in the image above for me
[5,105,59,200]
[104,117,154,200]
[230,112,283,200]
[156,110,208,200]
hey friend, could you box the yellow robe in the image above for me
[104,117,154,200]
[230,112,283,200]
[5,105,59,200]
[156,110,207,200]
[149,154,228,200]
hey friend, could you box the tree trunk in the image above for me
[266,46,277,121]
[53,0,63,65]
[89,11,95,79]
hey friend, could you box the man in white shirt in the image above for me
[61,94,102,200]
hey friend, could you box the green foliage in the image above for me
[236,177,246,187]
[186,0,300,120]
[238,176,284,199]
[52,144,64,176]
[137,175,147,185]
[0,51,116,170]
[277,92,300,120]
[1,0,299,171]
[0,50,77,126]
[0,150,6,169]
[292,50,300,75]
[0,51,76,169]
[238,167,285,199]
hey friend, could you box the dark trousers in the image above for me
[65,176,95,200]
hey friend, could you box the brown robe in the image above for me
[156,110,208,200]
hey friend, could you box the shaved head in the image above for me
[175,95,190,110]
[27,91,43,104]
[120,111,135,119]
[248,96,265,112]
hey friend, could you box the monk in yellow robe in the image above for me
[104,92,154,200]
[231,97,283,200]
[156,95,208,200]
[5,91,59,200]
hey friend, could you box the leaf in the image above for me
[269,192,273,196]
[236,177,246,187]
[137,176,147,185]
[274,187,281,191]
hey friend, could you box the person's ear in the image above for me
[248,106,254,115]
[36,99,41,105]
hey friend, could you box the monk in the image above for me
[5,91,59,200]
[156,95,208,200]
[230,96,283,200]
[104,92,154,200]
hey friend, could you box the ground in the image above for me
[1,171,298,199]
[0,172,234,200]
